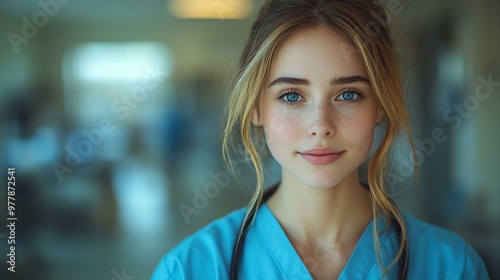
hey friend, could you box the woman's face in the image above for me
[255,27,384,189]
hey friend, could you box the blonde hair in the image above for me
[223,0,416,277]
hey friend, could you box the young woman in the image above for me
[152,0,489,279]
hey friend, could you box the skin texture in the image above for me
[253,26,384,279]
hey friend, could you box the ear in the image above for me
[375,106,385,125]
[252,108,262,126]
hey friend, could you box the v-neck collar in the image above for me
[255,203,398,279]
[255,203,314,279]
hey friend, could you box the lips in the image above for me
[298,148,345,165]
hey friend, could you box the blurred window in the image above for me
[63,42,172,125]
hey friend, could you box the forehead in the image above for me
[268,27,368,81]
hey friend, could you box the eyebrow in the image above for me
[267,75,370,88]
[333,75,371,85]
[267,77,309,88]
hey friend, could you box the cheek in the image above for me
[341,111,377,150]
[263,111,302,145]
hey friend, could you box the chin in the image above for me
[288,164,361,190]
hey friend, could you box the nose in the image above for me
[307,102,335,138]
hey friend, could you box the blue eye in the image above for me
[337,90,362,102]
[284,93,300,102]
[279,92,302,103]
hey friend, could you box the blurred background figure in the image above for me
[0,0,498,279]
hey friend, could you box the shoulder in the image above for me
[403,213,489,279]
[404,212,467,248]
[151,207,246,280]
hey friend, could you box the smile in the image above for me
[298,148,345,166]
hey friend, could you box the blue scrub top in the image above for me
[151,204,489,279]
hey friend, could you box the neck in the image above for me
[267,171,373,247]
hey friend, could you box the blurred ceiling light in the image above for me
[168,0,253,19]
